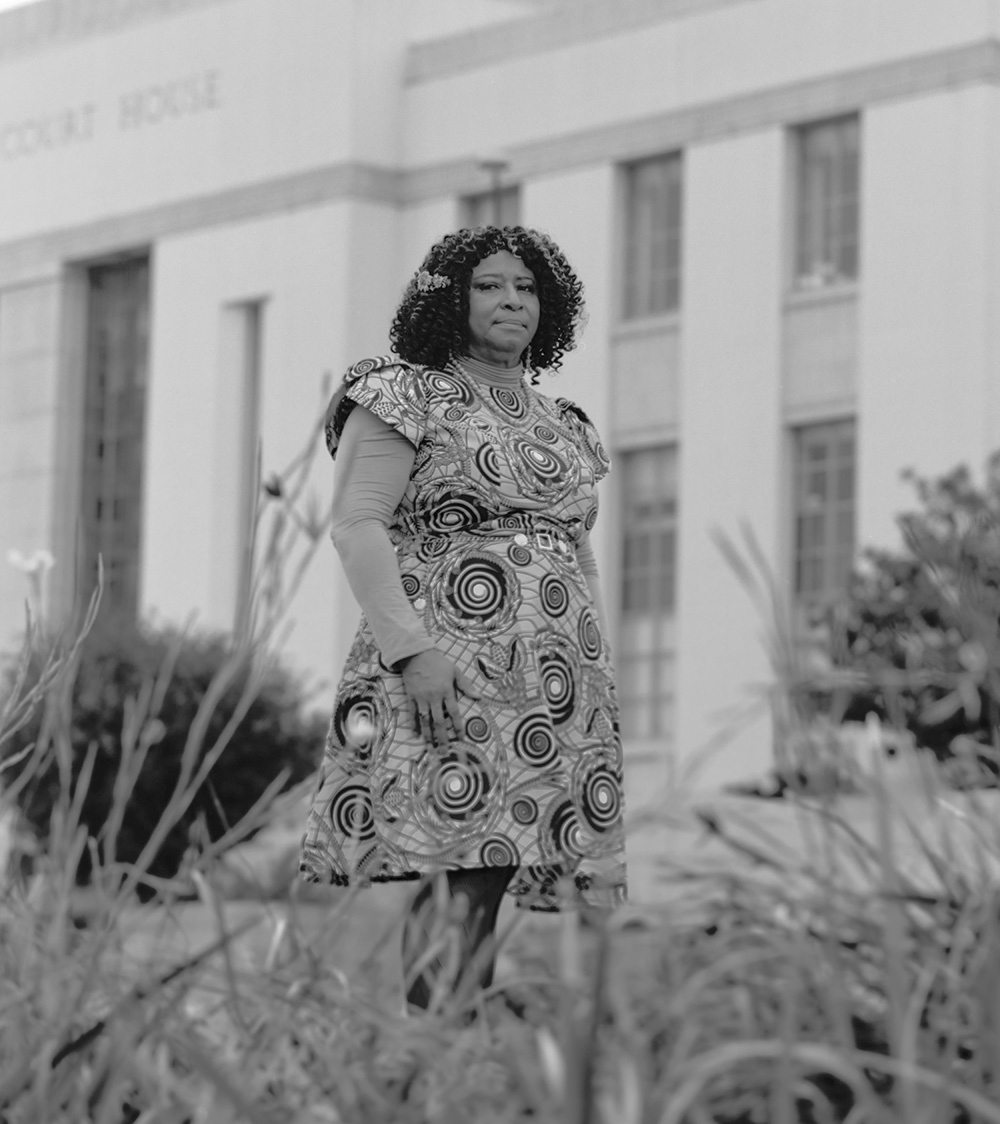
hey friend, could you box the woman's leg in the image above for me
[403,865,515,1011]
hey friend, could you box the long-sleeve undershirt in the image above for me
[329,403,610,669]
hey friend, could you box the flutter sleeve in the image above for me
[556,398,612,483]
[324,356,427,461]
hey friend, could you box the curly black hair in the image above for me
[389,226,586,381]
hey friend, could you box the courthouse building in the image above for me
[1,0,999,798]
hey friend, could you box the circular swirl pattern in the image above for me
[475,443,504,486]
[507,543,532,566]
[424,493,488,534]
[329,782,376,841]
[515,439,565,482]
[511,795,539,825]
[490,386,527,419]
[333,694,378,752]
[541,574,570,618]
[577,608,602,661]
[429,750,491,820]
[513,713,559,769]
[547,799,585,859]
[583,506,599,532]
[417,535,450,562]
[534,424,558,445]
[480,836,520,867]
[495,516,525,531]
[426,370,474,405]
[400,573,421,599]
[580,766,620,832]
[540,651,576,726]
[350,358,378,377]
[465,715,490,743]
[445,557,507,620]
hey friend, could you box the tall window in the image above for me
[79,256,151,619]
[619,446,677,740]
[622,153,683,319]
[793,420,856,605]
[794,115,860,289]
[461,185,520,228]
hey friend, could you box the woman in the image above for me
[300,225,626,1010]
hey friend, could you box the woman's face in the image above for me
[466,250,540,368]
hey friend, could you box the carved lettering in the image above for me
[0,103,96,160]
[118,70,222,130]
[1,68,222,161]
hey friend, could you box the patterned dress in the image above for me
[299,356,626,911]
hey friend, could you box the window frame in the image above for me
[621,151,684,322]
[791,114,861,292]
[791,417,857,610]
[78,254,151,622]
[617,443,678,741]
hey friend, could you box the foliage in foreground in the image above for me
[5,735,1000,1123]
[4,593,1000,1122]
[3,416,1000,1120]
[0,617,324,889]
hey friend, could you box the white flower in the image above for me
[415,269,450,293]
[7,548,54,575]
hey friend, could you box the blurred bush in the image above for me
[0,615,325,891]
[818,452,1000,781]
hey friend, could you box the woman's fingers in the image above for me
[429,697,450,748]
[412,697,446,748]
[412,695,463,749]
[402,656,481,749]
[454,670,481,699]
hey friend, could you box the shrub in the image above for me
[0,615,325,892]
[812,454,1000,782]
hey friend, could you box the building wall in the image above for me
[0,276,64,637]
[3,0,1000,792]
[674,129,786,791]
[858,84,1000,549]
[145,196,409,690]
[402,0,997,169]
[1,1,353,241]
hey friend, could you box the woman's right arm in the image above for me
[331,405,477,742]
[330,403,432,668]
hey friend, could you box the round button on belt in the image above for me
[513,533,529,546]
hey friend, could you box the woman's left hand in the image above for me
[400,648,481,748]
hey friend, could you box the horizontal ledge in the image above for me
[2,40,998,285]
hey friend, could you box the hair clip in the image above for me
[415,270,451,292]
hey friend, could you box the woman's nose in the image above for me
[501,285,522,307]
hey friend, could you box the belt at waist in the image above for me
[393,516,578,557]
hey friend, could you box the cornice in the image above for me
[1,39,998,286]
[0,0,245,62]
[403,40,1000,199]
[0,163,401,287]
[405,0,759,85]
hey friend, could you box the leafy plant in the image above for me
[0,617,325,890]
[817,454,1000,781]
